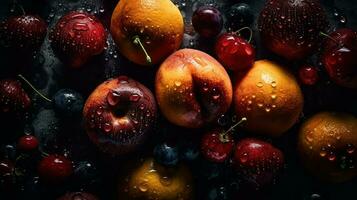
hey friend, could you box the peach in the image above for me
[155,48,232,128]
[234,60,303,136]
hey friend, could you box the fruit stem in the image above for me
[219,117,247,143]
[12,0,26,15]
[233,27,253,43]
[17,74,52,103]
[133,36,152,64]
[319,32,339,44]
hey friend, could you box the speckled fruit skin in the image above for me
[322,28,357,89]
[233,138,284,187]
[0,79,31,116]
[118,158,193,200]
[258,0,329,60]
[234,60,303,136]
[83,76,157,155]
[110,0,184,66]
[50,11,107,68]
[0,15,47,53]
[155,48,232,128]
[298,112,357,183]
[57,192,99,200]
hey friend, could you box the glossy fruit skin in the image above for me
[17,135,39,152]
[201,129,234,163]
[215,33,255,71]
[156,49,232,128]
[299,65,319,85]
[37,154,73,184]
[192,6,223,38]
[234,60,303,136]
[50,11,107,68]
[0,15,47,53]
[233,138,284,187]
[57,192,99,200]
[258,0,329,60]
[226,3,254,31]
[53,89,84,117]
[298,112,357,182]
[111,0,184,66]
[321,28,357,88]
[83,76,157,155]
[118,158,193,200]
[154,143,179,166]
[0,79,31,116]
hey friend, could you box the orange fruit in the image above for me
[234,60,303,136]
[118,158,193,200]
[111,0,184,66]
[298,112,357,182]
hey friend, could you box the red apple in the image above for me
[321,28,357,88]
[50,11,107,68]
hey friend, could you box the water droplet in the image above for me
[320,148,327,157]
[96,107,104,115]
[271,81,277,88]
[347,144,355,154]
[103,123,112,133]
[138,181,148,192]
[107,91,120,106]
[328,152,336,161]
[174,81,182,87]
[271,94,277,100]
[73,22,89,31]
[160,176,172,186]
[130,94,140,102]
[240,152,248,163]
[256,82,263,88]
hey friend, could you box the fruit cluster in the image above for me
[0,0,356,199]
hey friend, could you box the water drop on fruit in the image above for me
[107,91,120,106]
[130,94,140,102]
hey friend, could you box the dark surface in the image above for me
[0,0,357,199]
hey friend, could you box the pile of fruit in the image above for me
[0,0,356,199]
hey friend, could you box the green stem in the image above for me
[319,32,339,44]
[219,117,247,143]
[233,27,253,43]
[133,36,152,64]
[18,74,52,103]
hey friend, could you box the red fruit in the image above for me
[17,135,39,152]
[192,6,223,38]
[258,0,329,60]
[0,79,31,115]
[299,65,319,85]
[201,129,235,163]
[50,11,107,68]
[38,154,73,184]
[233,138,284,187]
[0,15,47,53]
[215,32,255,71]
[321,28,357,88]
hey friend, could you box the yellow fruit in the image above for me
[111,0,184,66]
[118,158,193,200]
[234,60,303,136]
[298,112,357,182]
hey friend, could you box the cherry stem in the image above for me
[319,32,339,44]
[219,117,247,143]
[233,27,253,43]
[133,35,152,64]
[12,0,26,15]
[17,74,53,103]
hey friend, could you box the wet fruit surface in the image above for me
[192,6,223,38]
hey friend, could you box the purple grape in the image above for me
[192,6,223,38]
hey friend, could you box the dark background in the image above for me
[0,0,357,199]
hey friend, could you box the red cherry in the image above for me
[38,154,73,184]
[0,15,47,53]
[298,65,319,85]
[232,138,284,188]
[321,28,357,88]
[0,79,31,116]
[201,129,235,163]
[215,32,255,71]
[192,6,223,38]
[50,11,107,68]
[17,135,39,152]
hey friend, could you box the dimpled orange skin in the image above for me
[298,112,357,183]
[118,158,193,200]
[155,49,233,128]
[110,0,184,66]
[234,60,303,136]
